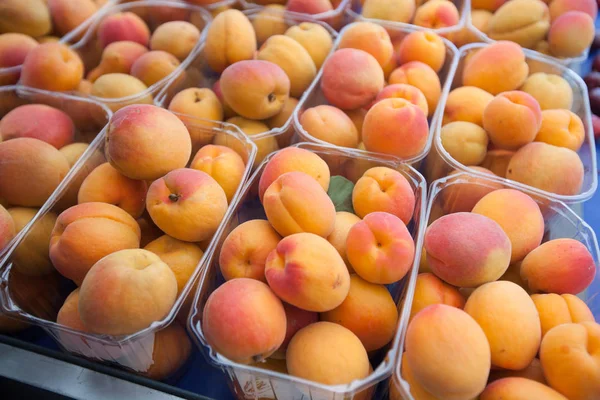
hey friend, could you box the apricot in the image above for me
[483,91,542,150]
[398,352,441,400]
[489,358,547,384]
[203,278,287,363]
[86,41,148,83]
[548,11,595,58]
[144,234,203,296]
[97,12,150,48]
[472,189,544,263]
[442,86,494,127]
[287,0,333,14]
[374,84,429,116]
[252,5,287,45]
[425,212,512,287]
[533,110,585,153]
[0,0,51,37]
[397,31,446,73]
[338,22,393,68]
[265,233,349,311]
[481,150,514,177]
[130,50,180,88]
[410,272,465,321]
[190,144,245,203]
[204,9,257,74]
[220,60,290,120]
[8,207,56,277]
[0,138,70,207]
[56,288,86,332]
[462,41,529,95]
[441,121,489,166]
[49,202,141,285]
[362,98,429,160]
[0,204,14,251]
[346,212,414,284]
[352,166,415,224]
[344,108,367,135]
[273,303,318,358]
[388,61,441,114]
[79,249,177,335]
[20,43,83,92]
[150,21,200,61]
[414,0,461,29]
[219,219,281,282]
[265,96,299,130]
[147,168,227,243]
[321,49,384,110]
[481,377,569,400]
[521,238,596,294]
[258,147,330,202]
[145,322,192,381]
[105,104,191,181]
[440,167,503,213]
[405,305,491,400]
[549,0,597,20]
[532,293,595,337]
[300,105,359,148]
[486,0,551,48]
[521,72,573,110]
[506,142,584,196]
[47,0,97,36]
[362,0,415,23]
[0,33,38,85]
[284,22,333,69]
[287,322,369,384]
[224,117,278,168]
[326,212,361,271]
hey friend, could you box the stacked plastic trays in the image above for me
[0,116,257,377]
[0,86,111,258]
[188,142,427,400]
[155,9,339,169]
[293,21,459,170]
[426,43,597,204]
[389,171,600,400]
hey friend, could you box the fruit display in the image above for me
[14,1,212,112]
[426,41,595,203]
[0,0,112,86]
[349,0,464,33]
[0,103,257,379]
[0,86,110,256]
[470,0,596,61]
[189,143,426,398]
[238,0,351,29]
[389,172,599,400]
[294,21,456,164]
[156,8,336,168]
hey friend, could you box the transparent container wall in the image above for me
[188,142,428,400]
[293,22,459,169]
[156,10,338,167]
[0,86,111,257]
[391,171,600,400]
[239,0,351,30]
[424,43,597,204]
[347,0,468,36]
[0,0,118,87]
[0,115,257,375]
[58,0,213,112]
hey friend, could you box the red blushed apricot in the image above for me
[481,377,569,400]
[441,167,503,213]
[265,233,350,312]
[549,0,597,21]
[413,0,460,29]
[96,12,151,48]
[346,212,415,285]
[388,61,441,116]
[424,212,512,287]
[472,189,544,263]
[271,302,318,359]
[532,293,595,337]
[258,147,330,202]
[362,98,429,160]
[410,272,466,321]
[219,220,281,282]
[321,274,398,351]
[86,41,148,83]
[287,0,334,14]
[352,166,415,225]
[263,171,336,238]
[397,31,446,73]
[202,278,287,364]
[338,22,394,68]
[20,43,84,92]
[521,238,596,294]
[0,33,38,85]
[483,91,542,150]
[548,11,595,58]
[320,48,385,110]
[373,84,428,116]
[299,105,360,148]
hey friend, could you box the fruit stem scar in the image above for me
[268,93,276,102]
[168,193,181,202]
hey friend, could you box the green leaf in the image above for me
[327,175,355,213]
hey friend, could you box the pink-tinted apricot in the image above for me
[410,272,466,321]
[388,61,441,116]
[373,84,428,116]
[548,11,595,57]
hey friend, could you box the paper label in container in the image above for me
[234,369,276,399]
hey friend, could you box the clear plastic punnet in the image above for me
[388,171,600,400]
[425,42,597,204]
[0,0,118,87]
[0,115,257,375]
[293,21,459,169]
[0,85,111,258]
[347,0,469,37]
[155,9,339,168]
[188,142,428,400]
[238,0,352,30]
[51,0,213,112]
